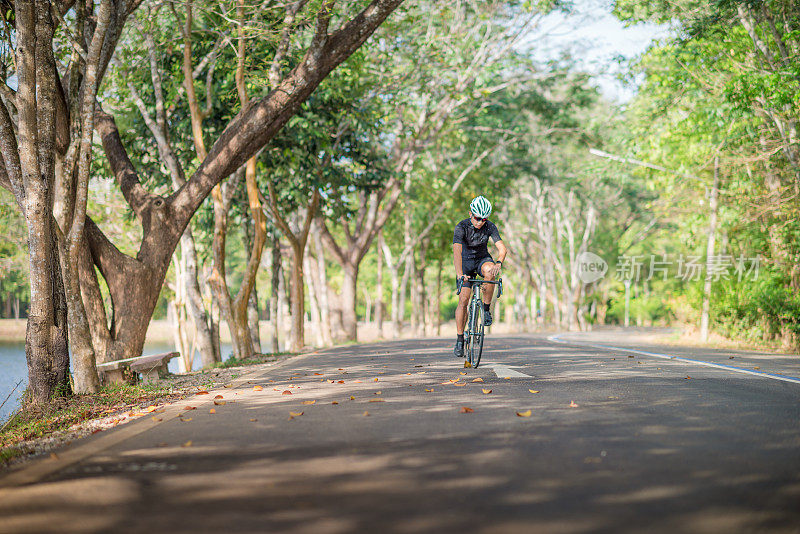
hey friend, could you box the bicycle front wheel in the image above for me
[463,303,473,364]
[470,303,485,368]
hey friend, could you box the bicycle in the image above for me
[456,277,502,368]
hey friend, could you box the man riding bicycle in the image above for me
[453,196,507,358]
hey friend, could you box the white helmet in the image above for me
[469,196,492,218]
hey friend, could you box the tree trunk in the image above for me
[304,253,323,346]
[398,253,413,335]
[248,290,261,354]
[376,232,384,337]
[700,155,720,342]
[270,239,281,353]
[181,230,218,366]
[289,242,306,352]
[310,231,333,345]
[341,264,359,341]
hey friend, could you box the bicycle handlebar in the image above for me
[456,277,503,298]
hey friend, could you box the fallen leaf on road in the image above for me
[338,380,345,384]
[314,372,323,375]
[182,441,192,447]
[369,399,385,403]
[327,380,335,383]
[503,377,512,380]
[754,366,760,370]
[363,411,370,416]
[196,391,209,395]
[482,389,492,394]
[145,405,157,413]
[253,385,263,391]
[529,390,539,394]
[302,400,316,405]
[214,395,224,399]
[224,384,233,388]
[184,406,196,411]
[453,383,467,387]
[684,376,692,380]
[282,390,292,395]
[331,401,339,405]
[289,411,304,417]
[414,365,423,368]
[209,408,216,414]
[460,407,474,413]
[354,380,363,383]
[374,378,379,382]
[516,410,532,417]
[350,396,355,400]
[471,378,484,382]
[180,417,193,422]
[374,391,382,395]
[460,372,467,375]
[729,356,734,359]
[464,361,472,368]
[249,418,257,422]
[425,388,434,392]
[151,416,162,422]
[214,400,226,405]
[50,452,59,460]
[569,401,579,407]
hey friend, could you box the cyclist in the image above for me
[453,196,507,358]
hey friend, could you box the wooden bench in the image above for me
[96,352,179,384]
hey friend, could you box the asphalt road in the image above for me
[1,329,799,534]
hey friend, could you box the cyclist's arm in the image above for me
[495,240,507,264]
[453,243,466,279]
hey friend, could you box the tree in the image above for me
[0,0,405,401]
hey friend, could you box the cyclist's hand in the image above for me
[491,263,502,278]
[459,274,468,282]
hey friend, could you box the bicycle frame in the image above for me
[456,278,502,368]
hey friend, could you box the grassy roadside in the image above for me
[0,382,178,465]
[0,351,298,468]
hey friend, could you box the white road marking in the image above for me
[547,334,800,386]
[483,363,531,378]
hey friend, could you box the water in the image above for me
[0,342,234,424]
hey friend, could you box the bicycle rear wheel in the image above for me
[470,302,485,368]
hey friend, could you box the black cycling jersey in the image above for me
[453,218,502,261]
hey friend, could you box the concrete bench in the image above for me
[97,352,179,384]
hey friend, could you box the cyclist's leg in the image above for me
[455,283,472,335]
[478,258,497,304]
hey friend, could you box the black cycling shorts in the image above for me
[457,255,494,289]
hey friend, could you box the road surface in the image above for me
[1,329,799,533]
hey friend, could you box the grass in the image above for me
[0,382,176,460]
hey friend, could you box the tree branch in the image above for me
[95,107,154,216]
[171,0,404,228]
